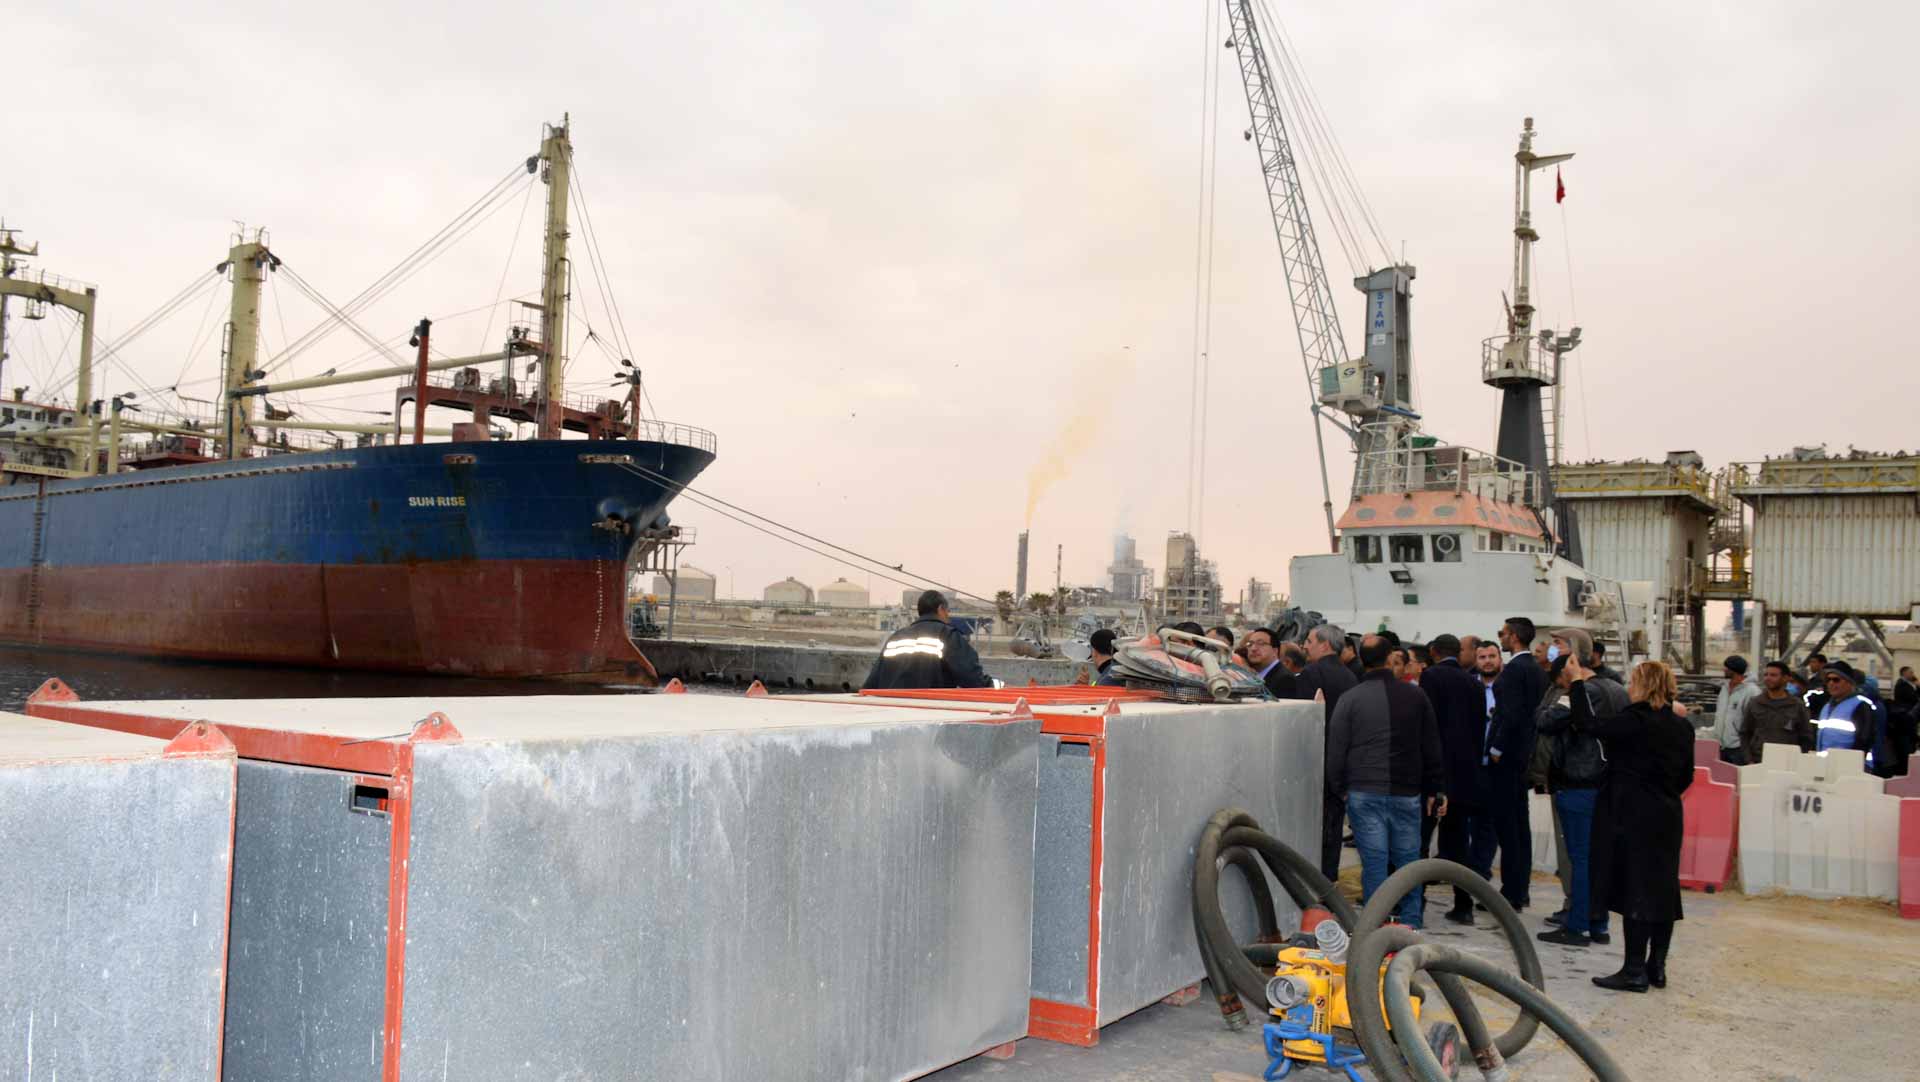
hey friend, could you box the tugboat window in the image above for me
[1388,534,1424,563]
[1353,535,1383,564]
[1433,533,1463,563]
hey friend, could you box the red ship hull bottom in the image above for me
[0,560,656,682]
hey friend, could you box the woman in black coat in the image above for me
[1565,657,1695,992]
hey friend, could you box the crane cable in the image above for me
[616,458,995,606]
[1187,0,1222,540]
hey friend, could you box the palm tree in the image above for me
[994,590,1016,626]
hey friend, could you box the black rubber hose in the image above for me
[1345,859,1544,1082]
[1191,809,1359,1025]
[1220,844,1281,942]
[1353,924,1500,1075]
[1383,944,1632,1082]
[1219,825,1357,925]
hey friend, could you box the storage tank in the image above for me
[764,577,815,605]
[652,564,717,602]
[818,577,871,608]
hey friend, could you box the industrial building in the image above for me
[818,577,871,608]
[1555,452,1723,670]
[1242,579,1275,624]
[1157,532,1222,623]
[652,564,716,602]
[1733,449,1920,675]
[1107,534,1153,603]
[764,577,814,605]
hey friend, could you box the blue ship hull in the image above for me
[0,439,715,679]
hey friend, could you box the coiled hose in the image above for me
[1191,810,1632,1081]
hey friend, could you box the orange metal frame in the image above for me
[26,678,459,1082]
[31,677,1155,1067]
[861,687,1150,1048]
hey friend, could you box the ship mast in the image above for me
[220,229,272,459]
[535,116,572,439]
[0,227,100,472]
[0,222,32,394]
[1483,117,1584,561]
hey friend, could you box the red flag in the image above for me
[1555,167,1566,204]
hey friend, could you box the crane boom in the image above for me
[1223,1,1349,392]
[1222,0,1346,549]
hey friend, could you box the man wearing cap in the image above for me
[1088,629,1124,687]
[1813,662,1885,773]
[1242,627,1295,698]
[1710,656,1759,766]
[863,590,995,691]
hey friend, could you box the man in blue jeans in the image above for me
[1534,648,1625,946]
[1327,635,1448,927]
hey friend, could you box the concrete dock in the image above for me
[928,873,1920,1081]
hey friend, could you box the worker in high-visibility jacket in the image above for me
[862,590,994,690]
[1813,661,1887,775]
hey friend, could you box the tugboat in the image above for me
[0,118,716,681]
[1285,118,1638,643]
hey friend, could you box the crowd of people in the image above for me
[866,597,1917,996]
[1227,615,1918,995]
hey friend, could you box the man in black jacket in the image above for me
[862,591,994,690]
[1328,635,1447,928]
[1294,623,1359,879]
[1535,654,1625,946]
[1421,634,1493,923]
[1488,616,1548,909]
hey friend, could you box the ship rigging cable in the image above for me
[39,267,222,404]
[260,163,531,377]
[615,459,993,606]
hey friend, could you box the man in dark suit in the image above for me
[1295,623,1359,880]
[1420,633,1493,923]
[1242,627,1295,698]
[1487,616,1548,909]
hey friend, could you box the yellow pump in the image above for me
[1261,921,1460,1082]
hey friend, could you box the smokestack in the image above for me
[1016,531,1030,600]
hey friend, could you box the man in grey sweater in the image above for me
[1327,634,1447,928]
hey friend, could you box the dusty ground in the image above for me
[929,875,1920,1081]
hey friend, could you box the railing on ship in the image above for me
[420,372,717,454]
[1351,429,1540,506]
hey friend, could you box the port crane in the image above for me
[1221,0,1419,551]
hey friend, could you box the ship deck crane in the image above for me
[1221,0,1417,552]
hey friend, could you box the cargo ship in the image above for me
[0,118,716,680]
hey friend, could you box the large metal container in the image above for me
[1559,496,1711,597]
[1748,493,1920,616]
[27,686,1039,1082]
[0,707,237,1081]
[855,689,1324,1046]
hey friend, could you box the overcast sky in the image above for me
[6,1,1915,604]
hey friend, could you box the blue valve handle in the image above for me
[1263,1021,1368,1082]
